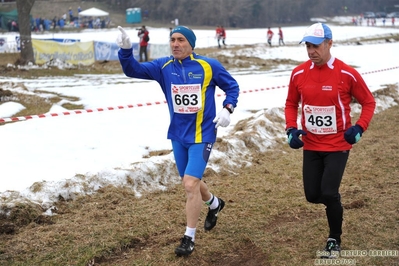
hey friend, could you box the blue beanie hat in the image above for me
[170,26,196,49]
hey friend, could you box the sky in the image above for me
[1,17,399,213]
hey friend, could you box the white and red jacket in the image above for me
[285,57,376,151]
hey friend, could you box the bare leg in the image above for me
[200,179,212,202]
[182,175,208,228]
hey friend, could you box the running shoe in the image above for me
[321,238,341,259]
[204,198,225,231]
[175,235,195,256]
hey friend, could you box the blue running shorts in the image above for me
[171,140,213,179]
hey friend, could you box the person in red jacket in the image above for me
[137,25,149,62]
[267,27,274,46]
[215,25,222,48]
[284,23,375,259]
[220,26,226,48]
[278,27,285,46]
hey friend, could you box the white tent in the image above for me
[79,7,109,17]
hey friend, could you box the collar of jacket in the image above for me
[174,52,196,63]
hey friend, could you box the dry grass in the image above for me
[0,58,123,79]
[0,81,85,119]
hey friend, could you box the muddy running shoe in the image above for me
[321,238,341,259]
[175,235,195,256]
[204,198,225,231]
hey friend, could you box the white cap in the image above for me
[300,23,333,45]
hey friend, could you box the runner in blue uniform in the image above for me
[116,25,240,256]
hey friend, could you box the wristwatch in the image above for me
[224,104,234,114]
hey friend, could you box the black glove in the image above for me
[344,125,363,144]
[287,128,307,149]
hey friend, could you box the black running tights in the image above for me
[302,150,350,243]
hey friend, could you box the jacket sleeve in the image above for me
[118,48,162,82]
[212,60,239,107]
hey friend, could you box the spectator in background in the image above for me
[137,25,149,62]
[95,17,101,28]
[220,26,226,48]
[59,17,65,29]
[278,27,285,46]
[358,16,363,26]
[43,18,50,31]
[78,6,82,13]
[351,17,357,25]
[143,10,149,19]
[88,17,93,29]
[40,17,45,31]
[267,27,274,46]
[215,25,222,48]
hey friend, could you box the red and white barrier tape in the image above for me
[0,101,167,123]
[1,66,398,124]
[360,66,399,75]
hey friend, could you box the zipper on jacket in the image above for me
[181,61,187,83]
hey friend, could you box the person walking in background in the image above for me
[215,25,222,48]
[220,26,226,48]
[284,23,375,259]
[137,25,149,62]
[267,27,274,46]
[116,25,239,257]
[278,27,285,46]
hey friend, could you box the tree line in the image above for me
[102,0,398,28]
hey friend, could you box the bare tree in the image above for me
[16,0,35,65]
